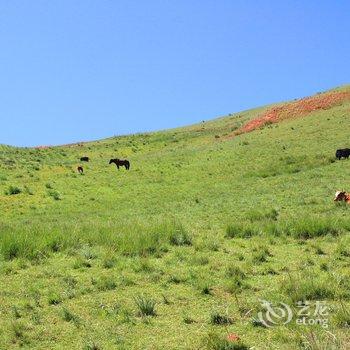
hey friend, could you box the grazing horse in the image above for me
[109,158,130,170]
[77,166,84,174]
[335,149,350,160]
[80,156,89,162]
[334,190,350,203]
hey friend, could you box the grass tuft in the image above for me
[210,312,233,325]
[61,307,81,326]
[281,273,335,302]
[169,225,192,246]
[5,185,22,195]
[134,295,157,317]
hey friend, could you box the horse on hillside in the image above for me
[109,158,130,170]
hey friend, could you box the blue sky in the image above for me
[0,1,349,146]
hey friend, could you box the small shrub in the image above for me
[134,295,156,317]
[338,274,350,299]
[337,246,350,258]
[73,257,92,269]
[183,315,196,324]
[201,284,213,295]
[313,245,325,255]
[225,223,242,238]
[168,275,184,284]
[2,241,21,260]
[319,262,328,271]
[102,257,116,269]
[24,186,34,195]
[46,236,62,252]
[5,185,22,195]
[226,277,248,294]
[48,292,62,305]
[225,265,248,293]
[252,251,269,264]
[31,311,42,325]
[336,236,350,258]
[210,312,233,325]
[287,217,339,239]
[83,341,101,350]
[301,331,345,350]
[262,267,278,275]
[117,222,175,257]
[80,245,98,260]
[226,265,246,279]
[119,275,135,287]
[133,259,154,273]
[169,226,192,246]
[226,222,259,239]
[11,321,27,343]
[61,307,81,326]
[281,274,335,302]
[47,189,62,200]
[96,276,117,291]
[12,306,21,319]
[334,303,350,328]
[192,255,209,266]
[63,276,77,289]
[206,240,220,251]
[162,294,171,305]
[120,308,135,324]
[251,318,267,328]
[247,208,279,222]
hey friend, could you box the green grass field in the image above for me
[1,85,350,349]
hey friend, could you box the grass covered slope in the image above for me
[0,85,350,349]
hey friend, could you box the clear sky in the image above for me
[0,1,349,147]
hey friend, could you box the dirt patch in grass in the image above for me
[229,90,350,137]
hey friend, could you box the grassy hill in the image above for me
[1,85,350,349]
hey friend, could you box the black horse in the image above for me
[109,158,130,170]
[80,156,89,162]
[335,149,350,160]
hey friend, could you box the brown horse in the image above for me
[77,166,84,174]
[109,158,130,170]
